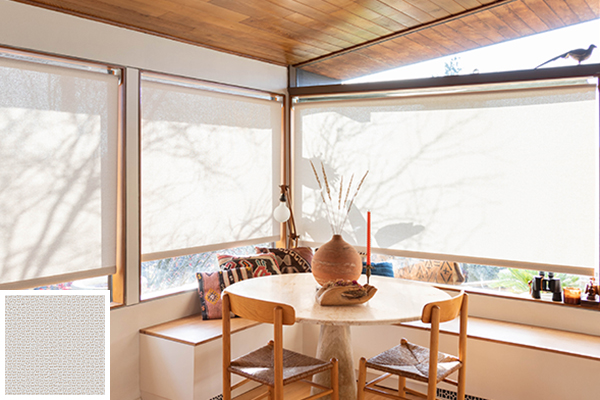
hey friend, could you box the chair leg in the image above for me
[457,367,466,400]
[223,371,231,400]
[427,378,437,400]
[268,386,274,400]
[398,376,406,398]
[330,358,339,400]
[357,357,367,400]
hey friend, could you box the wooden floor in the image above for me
[235,380,422,400]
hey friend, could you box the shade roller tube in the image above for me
[0,54,119,289]
[293,79,599,275]
[140,73,283,257]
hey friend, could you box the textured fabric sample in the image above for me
[5,294,106,395]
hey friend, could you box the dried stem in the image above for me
[310,160,368,235]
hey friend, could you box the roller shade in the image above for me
[293,79,599,276]
[140,73,283,260]
[0,53,119,289]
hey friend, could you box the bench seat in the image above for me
[140,314,261,346]
[398,316,600,362]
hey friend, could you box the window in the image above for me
[292,77,599,281]
[140,72,283,298]
[0,48,122,290]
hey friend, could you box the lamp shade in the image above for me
[273,202,291,223]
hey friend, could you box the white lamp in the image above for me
[273,193,291,223]
[274,185,298,247]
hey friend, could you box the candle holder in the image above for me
[563,287,581,305]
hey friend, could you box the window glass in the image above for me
[369,253,588,298]
[344,19,600,84]
[141,242,272,300]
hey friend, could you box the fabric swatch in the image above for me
[4,293,107,396]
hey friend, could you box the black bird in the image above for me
[535,44,597,69]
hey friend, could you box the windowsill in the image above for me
[430,281,600,312]
[140,283,198,302]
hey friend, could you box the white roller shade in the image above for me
[140,74,282,260]
[294,79,599,275]
[0,54,119,289]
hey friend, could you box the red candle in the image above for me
[367,211,371,266]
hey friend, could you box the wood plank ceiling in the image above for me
[13,0,600,80]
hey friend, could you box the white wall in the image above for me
[0,2,287,400]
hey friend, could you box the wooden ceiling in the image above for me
[14,0,600,80]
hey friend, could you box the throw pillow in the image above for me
[396,260,465,285]
[256,247,313,273]
[196,266,253,320]
[362,261,394,277]
[218,253,282,277]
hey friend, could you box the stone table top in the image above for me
[224,273,451,326]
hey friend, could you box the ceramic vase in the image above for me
[311,234,363,286]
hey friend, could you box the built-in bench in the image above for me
[139,315,272,400]
[139,313,600,400]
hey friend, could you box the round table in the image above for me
[224,273,451,400]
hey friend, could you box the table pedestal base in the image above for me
[313,325,356,400]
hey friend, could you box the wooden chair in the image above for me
[357,292,468,400]
[222,291,339,400]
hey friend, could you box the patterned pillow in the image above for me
[396,260,465,285]
[362,261,394,277]
[196,266,253,320]
[256,247,313,273]
[218,253,282,277]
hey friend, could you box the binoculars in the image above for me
[530,271,562,302]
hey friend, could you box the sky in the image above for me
[345,18,600,84]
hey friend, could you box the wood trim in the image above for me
[111,65,127,305]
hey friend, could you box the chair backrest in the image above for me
[421,291,466,324]
[223,291,296,325]
[420,292,468,399]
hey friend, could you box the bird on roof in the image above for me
[535,44,597,69]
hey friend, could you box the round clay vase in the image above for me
[312,234,363,286]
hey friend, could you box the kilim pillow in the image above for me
[255,247,313,273]
[218,253,281,277]
[396,260,465,285]
[196,266,253,320]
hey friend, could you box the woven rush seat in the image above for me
[358,292,468,400]
[366,338,461,383]
[222,291,338,400]
[230,342,335,386]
